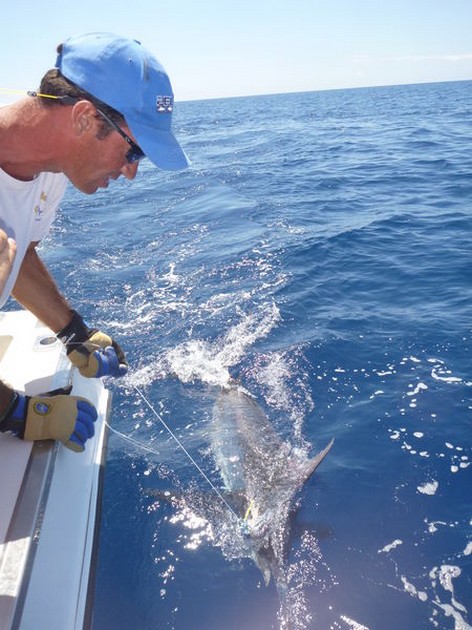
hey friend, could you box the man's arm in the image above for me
[12,242,128,379]
[0,229,16,296]
[0,242,98,451]
[11,242,72,333]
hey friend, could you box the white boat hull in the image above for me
[0,310,110,629]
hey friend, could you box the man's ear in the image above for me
[70,100,97,136]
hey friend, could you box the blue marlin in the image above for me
[210,385,334,588]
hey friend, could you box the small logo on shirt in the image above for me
[34,192,47,221]
[156,95,173,113]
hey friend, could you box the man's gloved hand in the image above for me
[0,392,97,453]
[57,310,128,378]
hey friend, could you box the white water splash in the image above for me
[401,576,428,602]
[166,339,232,387]
[428,358,463,384]
[339,615,370,629]
[378,539,403,554]
[407,382,428,396]
[430,565,471,629]
[392,559,472,629]
[124,303,281,390]
[166,303,280,387]
[417,480,439,495]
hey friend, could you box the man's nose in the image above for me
[120,161,139,180]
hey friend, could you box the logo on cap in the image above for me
[156,96,173,113]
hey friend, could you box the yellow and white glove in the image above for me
[57,310,128,378]
[0,391,97,453]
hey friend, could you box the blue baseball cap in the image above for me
[56,32,189,171]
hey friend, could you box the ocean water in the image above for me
[41,81,471,629]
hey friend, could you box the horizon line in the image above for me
[178,77,472,104]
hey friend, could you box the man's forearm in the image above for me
[0,229,17,296]
[11,244,72,332]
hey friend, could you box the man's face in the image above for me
[65,107,141,194]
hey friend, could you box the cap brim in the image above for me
[128,118,190,171]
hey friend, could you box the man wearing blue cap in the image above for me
[0,33,189,452]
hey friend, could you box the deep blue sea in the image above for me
[43,81,471,629]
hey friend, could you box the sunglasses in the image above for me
[27,91,145,164]
[95,108,145,164]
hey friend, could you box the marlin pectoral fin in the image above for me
[300,438,335,484]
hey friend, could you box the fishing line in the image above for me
[104,417,169,459]
[107,385,242,523]
[64,345,243,524]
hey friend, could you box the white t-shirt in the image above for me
[0,167,68,307]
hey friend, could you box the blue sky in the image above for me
[1,1,471,102]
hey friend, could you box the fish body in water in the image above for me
[211,385,334,586]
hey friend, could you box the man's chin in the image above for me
[72,179,109,195]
